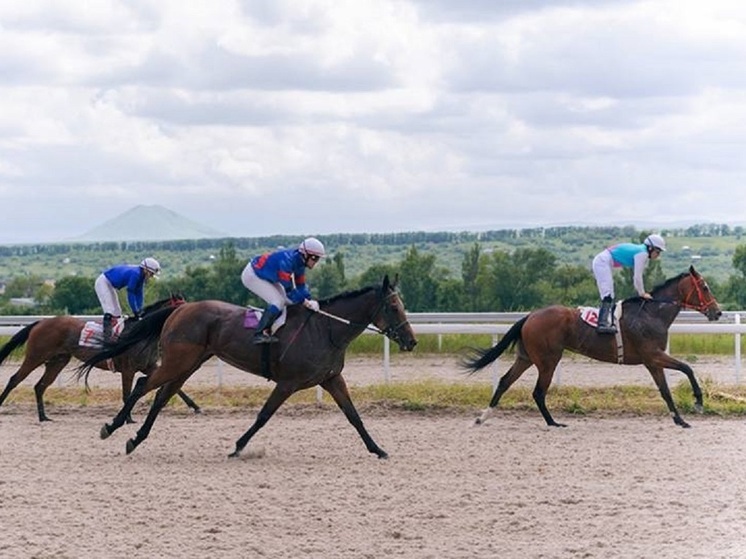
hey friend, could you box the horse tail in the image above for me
[461,315,528,373]
[0,321,40,365]
[75,307,178,387]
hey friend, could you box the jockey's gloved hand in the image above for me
[303,299,320,312]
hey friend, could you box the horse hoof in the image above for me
[100,424,112,440]
[377,451,389,460]
[126,439,137,454]
[228,450,240,459]
[474,417,483,426]
[694,404,704,414]
[193,408,202,415]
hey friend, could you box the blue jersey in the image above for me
[251,248,311,304]
[103,265,146,314]
[607,243,647,268]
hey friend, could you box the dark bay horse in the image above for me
[0,295,200,421]
[462,266,722,428]
[79,275,417,458]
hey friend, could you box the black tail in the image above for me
[75,306,178,387]
[0,321,40,365]
[461,316,528,373]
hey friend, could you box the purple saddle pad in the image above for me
[244,309,260,329]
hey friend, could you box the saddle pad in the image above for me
[578,303,623,327]
[243,306,287,334]
[79,318,126,348]
[244,308,261,328]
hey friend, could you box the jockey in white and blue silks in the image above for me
[591,234,666,334]
[241,237,325,344]
[94,257,161,342]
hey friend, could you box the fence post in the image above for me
[384,336,391,383]
[736,313,741,384]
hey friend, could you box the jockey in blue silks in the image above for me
[591,234,666,334]
[241,237,325,344]
[94,257,161,342]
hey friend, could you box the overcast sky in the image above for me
[1,0,745,244]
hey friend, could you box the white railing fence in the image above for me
[1,311,745,391]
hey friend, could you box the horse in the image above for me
[78,275,417,458]
[0,295,200,422]
[462,265,722,429]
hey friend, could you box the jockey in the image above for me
[591,234,666,334]
[241,237,325,344]
[94,257,161,342]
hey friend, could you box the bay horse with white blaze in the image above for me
[78,275,417,458]
[0,295,200,421]
[462,266,721,428]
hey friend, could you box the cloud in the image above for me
[0,0,745,245]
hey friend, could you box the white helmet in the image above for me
[140,257,161,275]
[298,237,326,258]
[644,234,666,251]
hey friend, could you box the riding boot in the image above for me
[252,306,281,344]
[102,313,114,344]
[596,297,618,335]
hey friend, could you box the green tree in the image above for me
[313,253,347,298]
[49,276,99,314]
[398,246,440,312]
[461,243,481,312]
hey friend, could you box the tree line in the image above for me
[4,234,746,315]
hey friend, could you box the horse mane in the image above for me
[319,285,378,305]
[623,272,689,304]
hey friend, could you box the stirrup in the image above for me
[596,324,617,335]
[252,332,279,344]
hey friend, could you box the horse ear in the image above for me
[689,264,697,275]
[382,274,390,291]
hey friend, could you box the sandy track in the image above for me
[1,354,745,558]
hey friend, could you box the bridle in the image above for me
[678,273,716,313]
[371,290,412,346]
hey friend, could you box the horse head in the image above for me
[371,274,417,351]
[680,265,722,321]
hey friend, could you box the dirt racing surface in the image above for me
[1,355,745,558]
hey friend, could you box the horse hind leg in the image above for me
[475,357,532,425]
[126,379,187,454]
[531,361,565,428]
[33,356,71,422]
[0,355,52,416]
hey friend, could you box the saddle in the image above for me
[79,318,126,348]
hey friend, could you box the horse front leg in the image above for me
[321,374,388,459]
[649,353,703,413]
[229,384,295,458]
[644,364,690,428]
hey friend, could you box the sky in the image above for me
[1,0,745,244]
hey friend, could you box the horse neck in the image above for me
[646,284,685,326]
[325,290,380,337]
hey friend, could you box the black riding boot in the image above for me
[596,296,617,335]
[102,313,114,344]
[252,307,281,344]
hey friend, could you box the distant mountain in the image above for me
[73,205,227,242]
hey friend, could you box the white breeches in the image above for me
[241,264,291,310]
[592,250,615,299]
[95,274,122,316]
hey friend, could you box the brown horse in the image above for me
[462,266,722,428]
[0,295,200,422]
[79,275,417,458]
